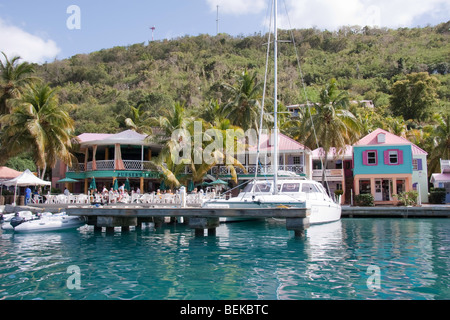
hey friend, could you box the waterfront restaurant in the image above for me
[52,129,312,194]
[52,130,162,194]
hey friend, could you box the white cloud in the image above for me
[206,0,449,30]
[0,18,61,64]
[206,0,266,15]
[282,0,450,30]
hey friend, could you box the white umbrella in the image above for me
[2,169,51,205]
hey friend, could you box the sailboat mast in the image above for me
[273,0,279,195]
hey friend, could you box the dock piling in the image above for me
[188,217,220,237]
[286,217,310,238]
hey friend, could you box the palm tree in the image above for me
[148,102,247,188]
[201,118,247,183]
[0,83,76,179]
[221,70,264,131]
[124,105,153,135]
[287,79,361,187]
[427,113,450,175]
[0,52,38,115]
[147,101,191,188]
[149,101,189,144]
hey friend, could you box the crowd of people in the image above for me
[86,184,215,205]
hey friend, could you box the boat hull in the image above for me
[204,199,341,225]
[4,216,85,233]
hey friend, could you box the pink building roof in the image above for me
[77,133,112,144]
[248,133,309,153]
[312,145,353,159]
[354,128,428,156]
[430,173,450,183]
[0,166,22,180]
[76,130,152,146]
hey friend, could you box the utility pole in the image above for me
[216,5,219,35]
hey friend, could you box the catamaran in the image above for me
[202,0,341,225]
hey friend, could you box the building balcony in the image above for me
[68,161,306,179]
[185,164,305,177]
[312,169,344,181]
[68,160,154,172]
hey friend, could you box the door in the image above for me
[374,179,383,201]
[382,179,392,201]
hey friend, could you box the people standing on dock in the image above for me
[25,187,32,205]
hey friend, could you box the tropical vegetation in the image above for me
[0,22,449,182]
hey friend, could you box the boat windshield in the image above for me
[281,183,300,192]
[255,183,272,192]
[301,183,320,193]
[243,182,272,193]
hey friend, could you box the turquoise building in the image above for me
[352,128,428,204]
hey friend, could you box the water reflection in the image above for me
[1,219,449,300]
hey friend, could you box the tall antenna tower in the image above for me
[150,26,156,41]
[216,5,219,35]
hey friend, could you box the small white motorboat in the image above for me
[2,212,85,233]
[1,211,36,231]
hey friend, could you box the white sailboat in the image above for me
[203,0,341,225]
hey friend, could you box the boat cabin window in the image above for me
[254,183,272,193]
[316,183,330,196]
[302,183,319,193]
[243,183,253,193]
[281,183,300,192]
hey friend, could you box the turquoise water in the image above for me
[0,218,449,300]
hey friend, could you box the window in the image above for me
[368,152,377,164]
[363,150,378,166]
[255,183,272,193]
[293,156,301,165]
[313,160,322,170]
[389,150,398,164]
[281,183,300,192]
[412,159,423,171]
[384,149,404,165]
[359,179,371,194]
[302,183,317,193]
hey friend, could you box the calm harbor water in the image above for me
[0,218,449,300]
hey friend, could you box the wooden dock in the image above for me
[65,206,311,237]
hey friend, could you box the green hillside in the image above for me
[34,23,449,135]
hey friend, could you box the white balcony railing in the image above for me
[67,160,153,172]
[67,161,305,177]
[312,169,344,177]
[202,164,304,176]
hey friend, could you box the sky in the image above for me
[0,0,448,64]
